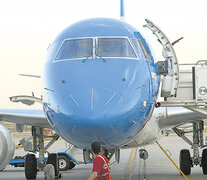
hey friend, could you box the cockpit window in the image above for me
[55,38,93,60]
[138,39,152,61]
[97,38,136,58]
[131,39,142,58]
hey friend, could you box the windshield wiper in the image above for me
[95,45,106,62]
[96,55,106,62]
[82,55,92,63]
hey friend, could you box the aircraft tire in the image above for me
[25,154,37,180]
[58,155,70,171]
[47,153,60,178]
[202,149,207,174]
[179,149,191,175]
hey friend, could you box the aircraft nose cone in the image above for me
[68,87,122,119]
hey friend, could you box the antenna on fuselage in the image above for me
[120,0,125,21]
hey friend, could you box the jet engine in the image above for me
[0,124,15,171]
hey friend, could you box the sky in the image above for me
[0,0,207,108]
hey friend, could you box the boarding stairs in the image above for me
[144,19,207,115]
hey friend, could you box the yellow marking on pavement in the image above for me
[122,148,137,180]
[156,141,189,180]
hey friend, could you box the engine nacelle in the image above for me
[0,124,15,171]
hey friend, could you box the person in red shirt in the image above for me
[87,142,112,180]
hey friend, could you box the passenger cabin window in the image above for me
[97,38,136,58]
[55,38,93,60]
[138,39,152,61]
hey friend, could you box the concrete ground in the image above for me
[1,134,207,180]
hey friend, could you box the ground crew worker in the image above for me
[87,142,112,180]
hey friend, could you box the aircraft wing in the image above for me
[0,108,51,128]
[157,107,207,129]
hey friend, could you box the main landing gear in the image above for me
[173,121,207,175]
[24,127,60,180]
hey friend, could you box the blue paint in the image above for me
[43,18,160,149]
[120,0,124,18]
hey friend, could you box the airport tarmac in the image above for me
[1,134,207,180]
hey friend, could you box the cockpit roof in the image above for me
[54,18,142,41]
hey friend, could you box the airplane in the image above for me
[1,0,207,179]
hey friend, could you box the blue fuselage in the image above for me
[43,18,160,149]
